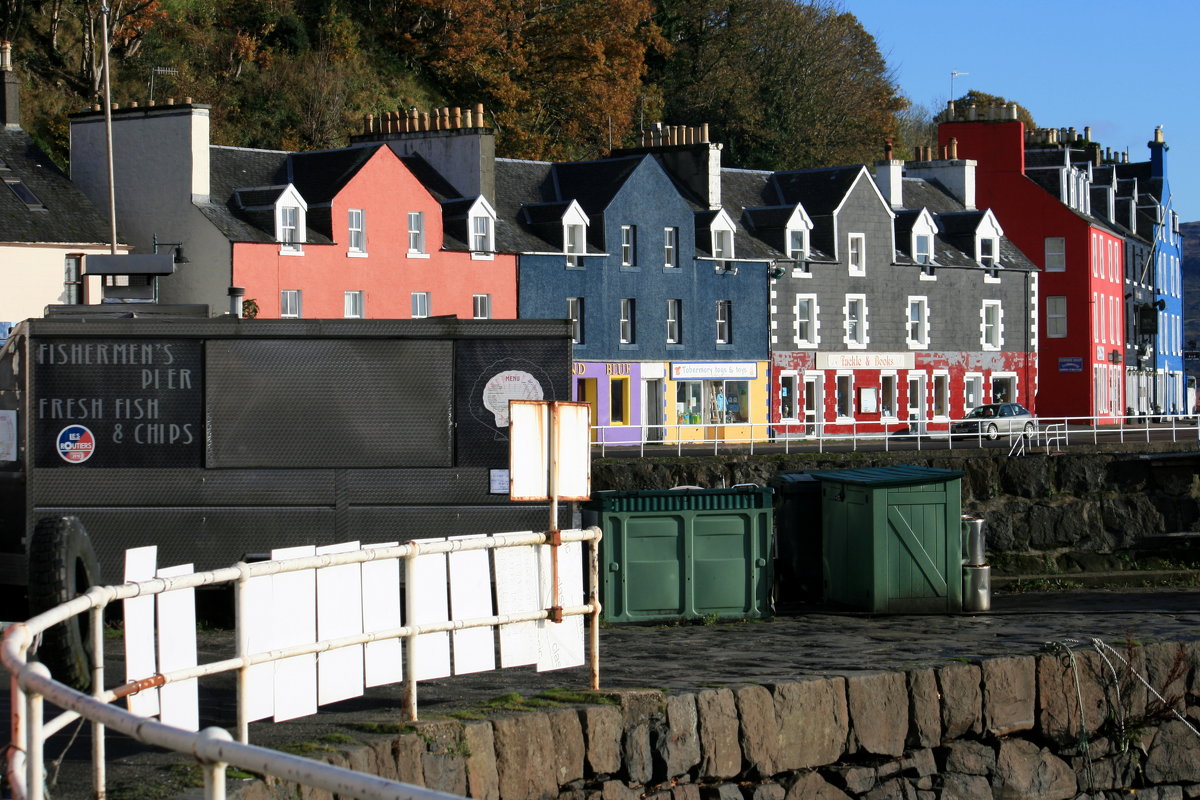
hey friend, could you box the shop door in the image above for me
[577,378,599,442]
[644,379,665,443]
[804,375,822,435]
[907,375,927,434]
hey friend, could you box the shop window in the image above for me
[609,376,630,425]
[933,373,949,418]
[676,381,704,424]
[780,374,798,420]
[964,375,983,413]
[836,374,854,419]
[880,374,897,418]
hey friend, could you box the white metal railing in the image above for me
[591,413,1200,456]
[3,528,603,800]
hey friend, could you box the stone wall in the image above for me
[590,444,1200,555]
[236,641,1200,800]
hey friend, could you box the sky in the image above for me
[845,0,1198,221]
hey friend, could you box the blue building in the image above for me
[495,126,773,445]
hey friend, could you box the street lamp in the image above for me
[152,233,189,264]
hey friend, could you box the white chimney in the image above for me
[905,158,977,210]
[873,160,904,208]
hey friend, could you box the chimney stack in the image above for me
[0,41,20,127]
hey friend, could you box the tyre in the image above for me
[985,423,999,441]
[27,516,102,691]
[1023,421,1035,437]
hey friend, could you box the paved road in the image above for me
[11,587,1200,799]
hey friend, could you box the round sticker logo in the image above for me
[57,425,96,464]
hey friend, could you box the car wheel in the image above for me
[1023,421,1034,437]
[986,423,999,441]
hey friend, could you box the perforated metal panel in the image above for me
[206,340,453,468]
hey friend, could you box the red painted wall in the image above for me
[232,147,517,320]
[940,121,1124,420]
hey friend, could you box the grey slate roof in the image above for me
[495,158,568,254]
[768,166,862,215]
[0,128,113,245]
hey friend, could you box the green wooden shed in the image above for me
[810,466,963,613]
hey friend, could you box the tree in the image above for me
[949,90,1036,129]
[392,0,667,161]
[654,0,905,170]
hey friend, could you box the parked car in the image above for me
[951,403,1035,440]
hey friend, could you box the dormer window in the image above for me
[468,196,497,259]
[713,229,733,265]
[784,204,813,275]
[562,201,589,268]
[274,185,307,255]
[915,235,932,265]
[976,212,1004,281]
[787,229,807,261]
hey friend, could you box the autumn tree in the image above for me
[392,0,667,161]
[654,0,905,170]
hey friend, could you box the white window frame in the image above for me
[344,290,364,318]
[835,371,855,421]
[847,233,866,276]
[473,294,491,319]
[932,370,950,420]
[621,225,637,267]
[979,237,999,280]
[620,298,636,345]
[713,228,733,268]
[779,371,800,421]
[785,204,813,275]
[963,373,984,414]
[906,296,929,349]
[407,211,427,257]
[844,293,867,349]
[348,209,366,255]
[567,297,584,344]
[565,223,585,267]
[663,226,678,268]
[1046,296,1067,338]
[666,298,682,345]
[1045,236,1065,271]
[280,289,302,319]
[794,294,818,348]
[411,291,430,319]
[915,234,933,266]
[880,372,898,420]
[981,300,1003,350]
[279,205,302,254]
[787,228,808,262]
[716,299,732,344]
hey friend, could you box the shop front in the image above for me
[572,360,646,446]
[665,361,769,443]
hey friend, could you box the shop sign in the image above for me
[670,362,757,380]
[816,352,915,370]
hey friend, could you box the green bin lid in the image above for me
[584,486,773,512]
[807,465,964,487]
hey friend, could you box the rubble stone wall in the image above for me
[237,641,1200,800]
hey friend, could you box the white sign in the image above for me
[0,410,14,461]
[670,362,758,380]
[816,352,916,371]
[509,400,591,501]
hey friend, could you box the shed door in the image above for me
[884,486,955,613]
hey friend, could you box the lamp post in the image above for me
[151,234,188,303]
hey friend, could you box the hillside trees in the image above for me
[654,0,905,170]
[389,0,667,161]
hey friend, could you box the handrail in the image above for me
[3,527,604,800]
[587,413,1200,455]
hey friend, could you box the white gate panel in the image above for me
[242,570,275,722]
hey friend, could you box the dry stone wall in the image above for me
[235,641,1200,800]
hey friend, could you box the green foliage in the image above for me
[951,90,1036,129]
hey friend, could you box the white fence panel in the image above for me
[122,545,159,717]
[242,569,275,722]
[271,545,317,722]
[493,539,540,667]
[155,563,199,731]
[537,541,585,671]
[448,534,496,675]
[316,541,364,706]
[408,539,451,680]
[361,541,403,688]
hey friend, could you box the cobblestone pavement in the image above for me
[14,587,1200,798]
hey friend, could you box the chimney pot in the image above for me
[701,122,709,142]
[453,107,462,128]
[111,102,118,110]
[365,114,374,134]
[130,100,138,107]
[1,42,11,72]
[167,98,175,105]
[92,104,101,111]
[421,112,430,131]
[949,137,958,159]
[1154,125,1164,143]
[883,137,894,160]
[147,100,155,106]
[184,96,192,104]
[967,103,977,121]
[1084,125,1092,141]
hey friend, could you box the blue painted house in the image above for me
[495,127,772,444]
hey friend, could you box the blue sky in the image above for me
[845,0,1197,221]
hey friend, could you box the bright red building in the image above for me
[941,109,1125,422]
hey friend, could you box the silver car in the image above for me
[951,403,1035,440]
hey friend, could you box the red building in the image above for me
[941,108,1125,422]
